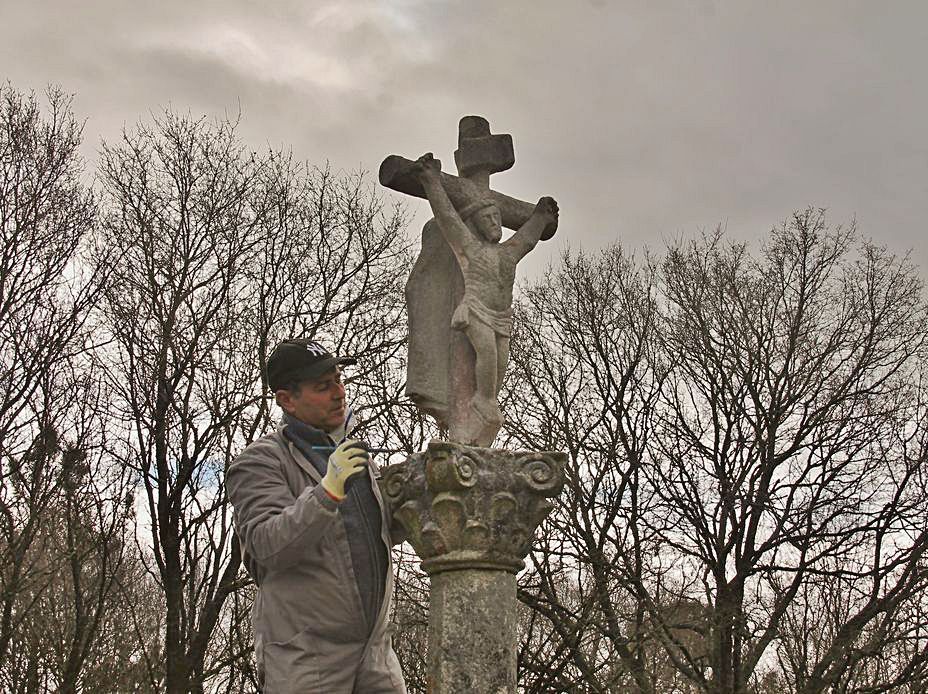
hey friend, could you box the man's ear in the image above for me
[275,389,295,414]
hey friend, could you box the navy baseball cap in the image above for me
[265,339,357,391]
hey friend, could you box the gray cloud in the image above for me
[2,0,926,275]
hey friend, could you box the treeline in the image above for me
[503,226,928,692]
[1,84,926,693]
[0,84,414,693]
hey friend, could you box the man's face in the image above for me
[276,367,347,431]
[472,206,502,243]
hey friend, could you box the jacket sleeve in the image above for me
[226,438,339,573]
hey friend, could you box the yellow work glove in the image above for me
[321,440,370,501]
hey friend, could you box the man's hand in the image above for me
[321,440,370,501]
[411,152,442,182]
[534,196,559,225]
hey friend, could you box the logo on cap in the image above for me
[304,341,327,357]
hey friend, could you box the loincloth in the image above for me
[451,293,513,337]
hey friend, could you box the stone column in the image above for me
[379,441,566,693]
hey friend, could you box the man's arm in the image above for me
[505,196,559,260]
[227,438,340,573]
[411,153,475,259]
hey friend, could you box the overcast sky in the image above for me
[2,0,926,278]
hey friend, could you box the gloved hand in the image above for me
[321,439,370,501]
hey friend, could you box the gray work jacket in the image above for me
[226,428,404,689]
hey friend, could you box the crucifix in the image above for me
[380,116,558,445]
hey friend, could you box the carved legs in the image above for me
[452,322,512,445]
[464,322,502,415]
[496,335,510,398]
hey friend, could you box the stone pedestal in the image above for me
[379,441,566,693]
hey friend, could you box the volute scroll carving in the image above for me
[378,440,566,575]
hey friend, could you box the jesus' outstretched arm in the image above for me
[410,153,474,262]
[504,196,559,260]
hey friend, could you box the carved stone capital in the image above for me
[379,441,566,575]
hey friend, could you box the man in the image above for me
[226,338,407,693]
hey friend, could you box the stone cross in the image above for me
[380,117,556,240]
[378,116,566,694]
[380,116,557,445]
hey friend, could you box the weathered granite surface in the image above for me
[379,116,567,692]
[380,441,565,574]
[381,116,559,446]
[429,569,517,693]
[379,441,566,693]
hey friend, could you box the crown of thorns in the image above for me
[457,198,496,221]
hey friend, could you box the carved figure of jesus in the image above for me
[410,152,559,429]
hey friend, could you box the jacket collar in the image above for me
[278,413,330,482]
[281,412,333,446]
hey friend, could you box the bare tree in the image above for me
[11,367,140,694]
[389,543,430,693]
[0,84,108,689]
[653,210,928,693]
[504,210,928,693]
[94,111,271,692]
[504,245,668,694]
[234,154,412,436]
[200,583,260,694]
[95,110,411,692]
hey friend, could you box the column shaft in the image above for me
[429,569,517,693]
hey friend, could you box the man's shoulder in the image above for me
[231,430,287,468]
